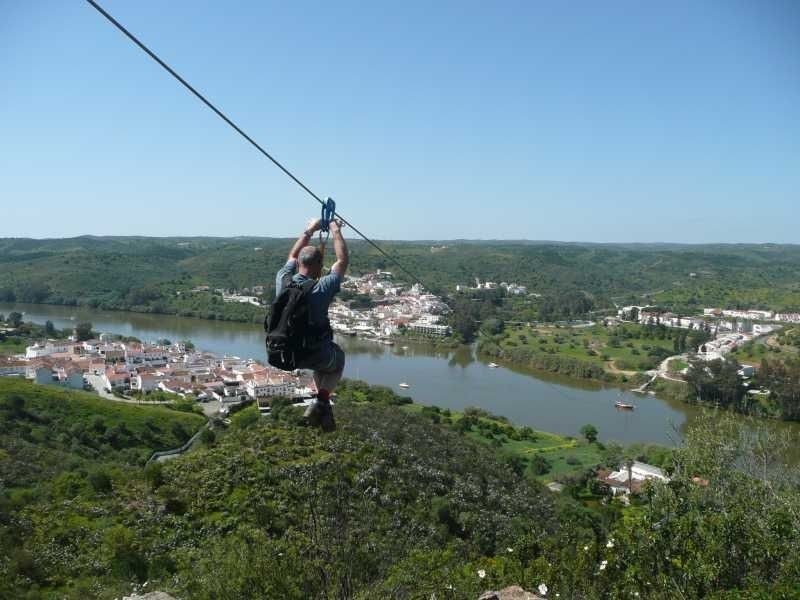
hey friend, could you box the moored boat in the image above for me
[614,400,635,410]
[488,362,499,368]
[398,382,410,389]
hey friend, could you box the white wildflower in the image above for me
[507,547,514,553]
[583,545,589,551]
[477,569,486,579]
[599,560,608,571]
[606,539,614,548]
[538,583,548,596]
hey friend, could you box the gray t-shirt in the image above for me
[276,259,341,338]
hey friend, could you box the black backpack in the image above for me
[265,277,321,371]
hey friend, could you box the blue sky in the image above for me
[2,0,798,242]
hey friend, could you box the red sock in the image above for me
[317,389,330,403]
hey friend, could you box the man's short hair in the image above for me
[298,245,323,268]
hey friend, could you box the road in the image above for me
[85,373,221,417]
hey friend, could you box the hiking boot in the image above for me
[319,400,336,432]
[303,399,323,427]
[303,398,336,431]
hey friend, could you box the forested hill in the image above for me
[0,237,798,320]
[2,378,799,598]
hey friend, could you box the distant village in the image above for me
[186,269,454,339]
[0,332,316,413]
[332,271,451,338]
[614,304,797,362]
[455,278,539,297]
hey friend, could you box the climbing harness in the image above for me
[318,197,336,258]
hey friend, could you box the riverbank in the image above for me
[2,298,265,324]
[478,338,618,382]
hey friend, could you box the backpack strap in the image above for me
[280,270,293,294]
[298,278,316,294]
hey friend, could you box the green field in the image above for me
[0,336,26,356]
[402,403,605,482]
[668,358,689,373]
[507,324,674,370]
[482,322,689,381]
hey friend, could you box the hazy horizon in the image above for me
[1,233,798,247]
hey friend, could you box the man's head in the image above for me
[298,245,323,278]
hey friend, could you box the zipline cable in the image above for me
[85,0,597,433]
[85,0,428,289]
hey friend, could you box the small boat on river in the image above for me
[614,400,636,410]
[488,362,499,369]
[398,382,410,389]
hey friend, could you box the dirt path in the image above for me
[658,356,686,383]
[604,360,638,377]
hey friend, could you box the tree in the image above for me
[450,310,478,342]
[7,311,23,328]
[200,427,216,445]
[75,321,94,341]
[45,320,56,336]
[16,282,50,303]
[102,524,146,580]
[5,394,25,416]
[530,454,551,475]
[144,462,165,490]
[580,423,598,443]
[481,318,505,336]
[89,470,113,494]
[624,456,634,494]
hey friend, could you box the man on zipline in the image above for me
[274,217,348,431]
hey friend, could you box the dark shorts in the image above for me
[296,341,345,374]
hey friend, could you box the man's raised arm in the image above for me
[288,218,322,261]
[330,220,349,277]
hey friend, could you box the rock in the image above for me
[123,593,178,600]
[479,586,544,600]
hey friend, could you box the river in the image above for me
[3,302,799,451]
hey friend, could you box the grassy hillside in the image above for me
[0,380,559,599]
[1,378,798,599]
[0,378,205,484]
